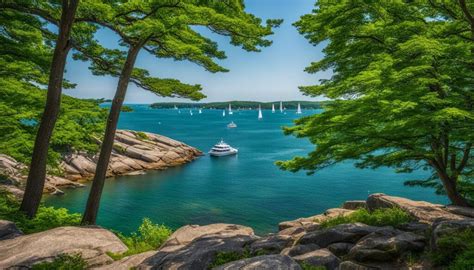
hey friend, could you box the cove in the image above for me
[45,105,447,235]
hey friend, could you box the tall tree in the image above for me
[16,0,80,217]
[279,1,474,206]
[81,0,282,224]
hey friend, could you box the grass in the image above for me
[299,262,326,270]
[0,190,81,234]
[208,249,252,268]
[107,218,172,260]
[318,207,413,228]
[431,229,474,269]
[31,254,87,270]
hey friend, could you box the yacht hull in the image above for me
[209,149,238,157]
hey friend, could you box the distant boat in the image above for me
[227,121,237,128]
[296,103,302,114]
[199,109,202,114]
[258,105,263,120]
[272,104,275,113]
[178,110,181,114]
[223,110,226,117]
[190,110,193,116]
[228,104,233,115]
[280,101,283,113]
[174,105,178,110]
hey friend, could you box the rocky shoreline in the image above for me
[1,193,473,269]
[0,130,202,196]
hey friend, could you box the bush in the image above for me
[209,249,252,268]
[318,207,412,228]
[0,190,81,234]
[431,229,474,269]
[109,218,172,260]
[135,132,149,140]
[31,253,87,270]
[300,262,326,270]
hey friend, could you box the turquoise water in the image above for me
[45,105,447,234]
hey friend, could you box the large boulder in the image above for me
[213,255,302,270]
[342,200,367,210]
[298,223,381,247]
[0,226,127,268]
[338,261,379,270]
[249,235,293,255]
[279,208,354,231]
[291,249,340,270]
[348,228,425,262]
[366,193,463,223]
[445,205,474,218]
[281,244,320,257]
[0,220,22,240]
[327,242,354,257]
[137,224,257,270]
[431,219,474,250]
[98,251,156,270]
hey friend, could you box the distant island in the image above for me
[150,101,328,110]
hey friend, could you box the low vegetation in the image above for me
[431,229,474,269]
[209,249,253,268]
[108,218,172,260]
[0,190,81,234]
[318,208,412,228]
[135,131,149,141]
[299,262,326,270]
[31,254,87,270]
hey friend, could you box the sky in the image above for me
[63,0,329,104]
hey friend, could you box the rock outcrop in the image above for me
[0,226,127,268]
[137,223,258,270]
[0,130,202,195]
[0,194,472,269]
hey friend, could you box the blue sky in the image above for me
[63,0,329,104]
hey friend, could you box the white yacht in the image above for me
[209,140,238,156]
[227,121,237,128]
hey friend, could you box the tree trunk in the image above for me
[19,0,80,218]
[437,170,470,207]
[81,44,141,225]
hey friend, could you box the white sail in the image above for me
[174,105,178,110]
[199,109,202,114]
[190,110,193,116]
[258,105,263,120]
[296,103,302,114]
[272,104,275,113]
[223,110,226,117]
[229,104,233,115]
[280,101,283,112]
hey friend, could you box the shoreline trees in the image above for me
[279,1,474,206]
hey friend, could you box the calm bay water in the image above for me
[45,105,447,234]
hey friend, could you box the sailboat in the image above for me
[228,104,233,115]
[174,105,178,110]
[279,101,283,113]
[223,110,226,117]
[199,108,202,114]
[258,105,263,120]
[296,103,302,114]
[272,104,275,113]
[190,110,193,116]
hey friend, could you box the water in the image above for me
[45,105,447,235]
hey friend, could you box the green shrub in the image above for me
[209,249,252,268]
[299,262,326,270]
[318,207,412,228]
[431,229,474,269]
[109,218,172,260]
[31,253,87,270]
[135,132,148,140]
[0,190,81,234]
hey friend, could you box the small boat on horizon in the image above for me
[280,101,283,113]
[199,109,202,114]
[209,140,238,157]
[190,110,193,116]
[258,105,263,120]
[222,110,226,117]
[228,104,233,115]
[227,121,237,128]
[272,104,275,113]
[296,103,302,114]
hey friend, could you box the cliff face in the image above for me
[0,130,202,195]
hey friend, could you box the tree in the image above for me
[81,0,282,224]
[12,0,80,218]
[278,1,474,206]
